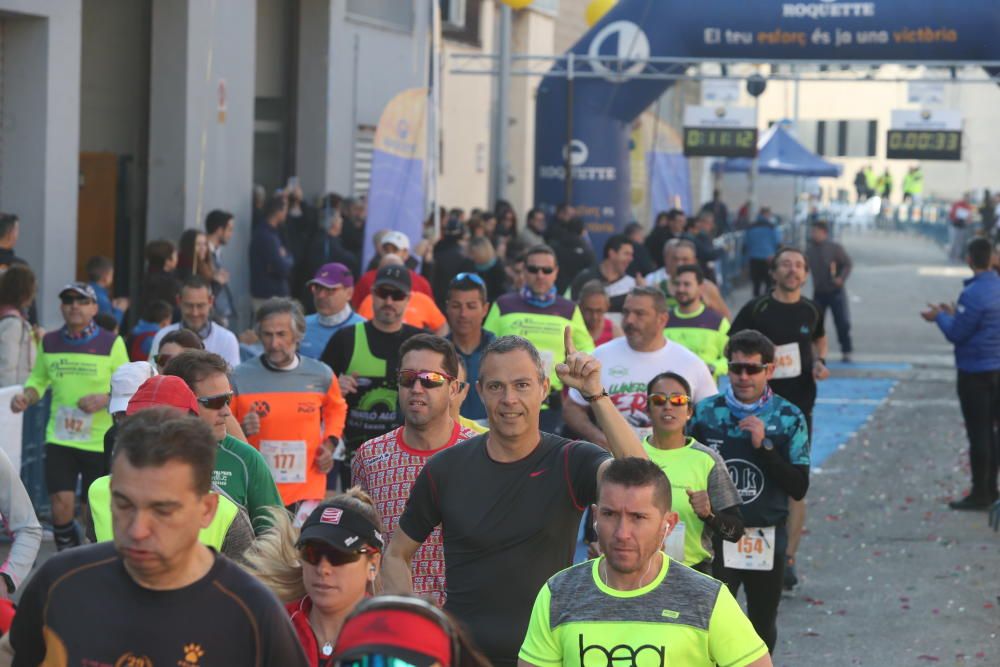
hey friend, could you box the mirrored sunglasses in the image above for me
[647,392,691,407]
[398,370,454,389]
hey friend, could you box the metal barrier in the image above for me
[716,221,804,296]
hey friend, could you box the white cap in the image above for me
[109,362,158,415]
[380,230,410,251]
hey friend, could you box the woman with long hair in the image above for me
[176,229,214,282]
[0,264,37,386]
[243,489,384,667]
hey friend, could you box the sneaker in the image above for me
[948,495,991,511]
[841,353,852,363]
[783,555,798,590]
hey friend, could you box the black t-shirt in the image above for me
[730,294,825,414]
[11,542,307,667]
[398,433,611,667]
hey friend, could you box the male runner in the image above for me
[689,330,810,652]
[664,263,730,379]
[163,350,283,530]
[322,265,422,465]
[519,457,770,667]
[352,335,479,605]
[11,282,129,550]
[383,330,646,667]
[483,244,593,432]
[233,298,346,509]
[11,408,307,665]
[148,276,241,368]
[730,246,828,589]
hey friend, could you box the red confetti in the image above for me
[916,656,940,662]
[825,514,841,521]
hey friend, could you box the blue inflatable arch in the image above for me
[534,0,1000,251]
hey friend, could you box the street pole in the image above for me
[490,4,512,208]
[746,74,767,222]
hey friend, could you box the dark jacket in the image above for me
[431,237,475,306]
[249,224,294,298]
[475,259,509,303]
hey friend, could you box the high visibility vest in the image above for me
[88,475,239,550]
[903,171,924,195]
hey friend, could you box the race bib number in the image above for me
[723,526,776,571]
[54,406,93,441]
[260,440,308,484]
[771,343,802,379]
[663,521,686,562]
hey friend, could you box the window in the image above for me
[782,118,877,157]
[346,0,414,31]
[440,0,466,30]
[352,125,376,197]
[440,0,481,46]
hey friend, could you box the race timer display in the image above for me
[683,127,758,158]
[886,130,962,161]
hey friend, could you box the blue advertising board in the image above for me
[534,0,1000,253]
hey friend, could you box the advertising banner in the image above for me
[363,88,429,268]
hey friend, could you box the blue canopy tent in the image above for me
[712,124,842,178]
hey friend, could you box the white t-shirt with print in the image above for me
[568,336,718,439]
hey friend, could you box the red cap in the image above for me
[126,376,200,416]
[334,608,452,667]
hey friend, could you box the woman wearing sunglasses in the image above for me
[643,371,744,574]
[244,489,384,667]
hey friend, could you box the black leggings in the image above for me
[713,528,788,653]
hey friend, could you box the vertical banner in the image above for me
[648,153,692,216]
[362,88,429,268]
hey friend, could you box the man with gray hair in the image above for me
[384,328,647,667]
[231,297,347,512]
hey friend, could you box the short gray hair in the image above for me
[480,335,547,383]
[254,297,306,341]
[627,286,669,313]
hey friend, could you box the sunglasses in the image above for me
[60,295,93,305]
[648,392,692,407]
[300,541,373,567]
[197,392,233,410]
[729,362,770,376]
[525,265,555,275]
[374,287,408,301]
[398,369,455,389]
[452,272,486,287]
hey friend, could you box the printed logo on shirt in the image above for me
[251,400,271,418]
[179,643,205,666]
[321,507,343,525]
[297,402,317,414]
[115,653,153,667]
[725,458,765,504]
[799,325,810,335]
[578,634,665,667]
[608,365,629,378]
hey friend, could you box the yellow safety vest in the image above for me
[88,475,239,550]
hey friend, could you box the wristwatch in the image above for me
[760,437,775,452]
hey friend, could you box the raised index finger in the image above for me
[564,325,576,357]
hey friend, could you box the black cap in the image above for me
[296,502,385,553]
[373,265,411,293]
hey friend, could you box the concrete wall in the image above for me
[0,0,82,328]
[146,0,256,325]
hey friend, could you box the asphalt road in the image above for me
[720,229,999,666]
